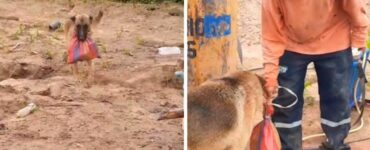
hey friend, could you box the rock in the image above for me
[136,110,145,115]
[30,86,50,96]
[146,6,158,11]
[0,58,17,80]
[139,141,151,148]
[0,78,27,93]
[170,104,178,108]
[0,58,54,80]
[149,108,161,113]
[49,82,64,98]
[65,97,73,102]
[0,123,5,130]
[160,102,170,107]
[168,7,182,16]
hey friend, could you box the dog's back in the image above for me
[188,71,264,150]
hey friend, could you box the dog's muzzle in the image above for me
[76,24,88,41]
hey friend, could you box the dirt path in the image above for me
[238,0,370,149]
[0,0,183,149]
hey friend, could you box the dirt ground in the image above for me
[0,0,183,150]
[238,0,370,149]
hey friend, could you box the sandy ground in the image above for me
[238,0,370,149]
[0,0,183,149]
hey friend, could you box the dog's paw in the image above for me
[73,76,83,84]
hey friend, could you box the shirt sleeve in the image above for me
[262,0,287,88]
[342,0,369,48]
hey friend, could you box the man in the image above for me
[262,0,368,150]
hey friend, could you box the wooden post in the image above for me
[188,0,240,87]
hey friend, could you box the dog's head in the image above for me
[70,14,93,41]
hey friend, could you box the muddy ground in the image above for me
[0,0,183,149]
[239,0,370,149]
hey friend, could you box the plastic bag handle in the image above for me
[271,86,298,109]
[264,103,274,117]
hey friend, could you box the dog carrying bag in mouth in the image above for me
[250,104,281,150]
[67,35,100,64]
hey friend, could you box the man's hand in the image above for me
[359,47,366,52]
[265,86,278,105]
[352,47,366,59]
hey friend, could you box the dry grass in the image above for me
[101,60,112,69]
[122,48,134,57]
[135,37,146,46]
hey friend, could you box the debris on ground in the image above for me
[157,108,183,121]
[0,15,19,21]
[175,71,183,80]
[16,102,37,118]
[158,47,181,55]
[48,21,62,31]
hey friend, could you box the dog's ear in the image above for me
[91,10,103,26]
[256,75,266,86]
[89,15,93,23]
[98,10,103,18]
[70,16,76,22]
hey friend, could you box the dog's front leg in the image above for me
[87,60,94,85]
[71,63,81,82]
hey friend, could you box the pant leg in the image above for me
[272,51,311,150]
[314,49,352,149]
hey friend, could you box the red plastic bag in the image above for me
[67,35,100,64]
[250,104,281,150]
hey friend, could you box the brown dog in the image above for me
[188,71,264,150]
[64,10,103,84]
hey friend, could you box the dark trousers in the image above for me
[272,48,352,150]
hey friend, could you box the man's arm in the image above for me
[262,0,286,94]
[342,0,369,49]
